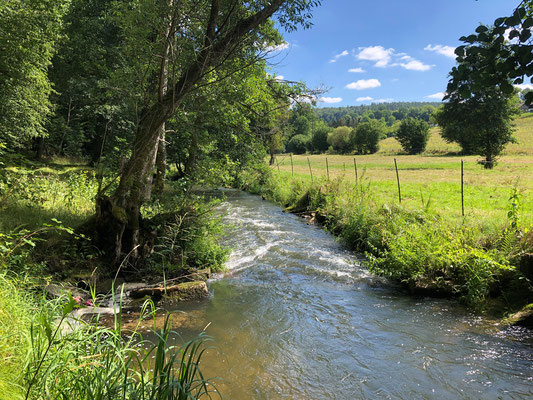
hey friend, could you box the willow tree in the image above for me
[96,0,320,264]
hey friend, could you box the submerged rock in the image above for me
[407,277,456,298]
[45,283,89,301]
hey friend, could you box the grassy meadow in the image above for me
[274,113,533,226]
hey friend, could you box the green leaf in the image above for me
[494,17,506,26]
[500,81,514,94]
[465,34,478,43]
[62,291,77,316]
[475,25,488,33]
[525,91,533,107]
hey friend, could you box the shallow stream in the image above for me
[148,189,532,399]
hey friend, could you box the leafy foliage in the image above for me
[435,88,520,168]
[309,122,332,153]
[449,1,533,106]
[395,118,430,154]
[351,120,384,154]
[286,134,310,154]
[327,126,352,153]
[0,0,68,148]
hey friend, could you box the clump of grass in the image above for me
[24,295,219,400]
[0,274,34,400]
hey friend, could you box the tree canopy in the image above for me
[449,1,533,106]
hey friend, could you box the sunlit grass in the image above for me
[275,156,532,227]
[377,113,533,156]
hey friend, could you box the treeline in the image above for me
[280,102,433,156]
[315,102,439,127]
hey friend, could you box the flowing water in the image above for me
[149,189,532,399]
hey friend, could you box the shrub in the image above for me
[395,118,430,154]
[327,126,352,153]
[286,134,309,155]
[310,124,331,153]
[351,120,383,154]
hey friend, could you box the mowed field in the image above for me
[274,114,533,226]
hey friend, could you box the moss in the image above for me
[502,303,533,328]
[111,203,128,224]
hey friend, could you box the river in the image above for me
[149,189,533,399]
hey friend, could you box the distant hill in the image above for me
[315,102,441,127]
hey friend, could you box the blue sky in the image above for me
[267,0,518,107]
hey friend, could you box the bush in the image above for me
[327,126,352,153]
[310,125,331,153]
[286,134,309,155]
[351,120,384,154]
[395,118,430,154]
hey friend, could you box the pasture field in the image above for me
[274,114,533,226]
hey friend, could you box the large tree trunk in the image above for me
[95,0,287,267]
[153,127,166,194]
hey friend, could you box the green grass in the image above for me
[0,277,218,400]
[0,274,34,400]
[0,166,98,232]
[274,114,533,227]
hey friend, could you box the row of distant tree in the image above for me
[315,102,438,128]
[283,103,431,155]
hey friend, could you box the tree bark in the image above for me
[96,0,288,267]
[153,127,166,194]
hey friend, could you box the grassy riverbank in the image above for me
[0,157,226,399]
[239,162,533,312]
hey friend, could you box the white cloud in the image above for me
[348,67,365,73]
[357,45,433,71]
[346,79,381,90]
[425,92,445,100]
[329,50,349,63]
[399,60,433,71]
[356,96,373,102]
[424,44,456,59]
[274,75,284,81]
[515,83,533,90]
[319,97,343,104]
[357,46,393,68]
[374,98,394,103]
[265,42,290,52]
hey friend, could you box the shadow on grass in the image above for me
[0,201,90,232]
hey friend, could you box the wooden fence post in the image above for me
[326,157,329,180]
[461,159,464,217]
[290,153,294,176]
[307,157,313,182]
[353,158,358,187]
[394,158,401,203]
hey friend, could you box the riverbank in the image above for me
[237,164,533,318]
[0,156,226,399]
